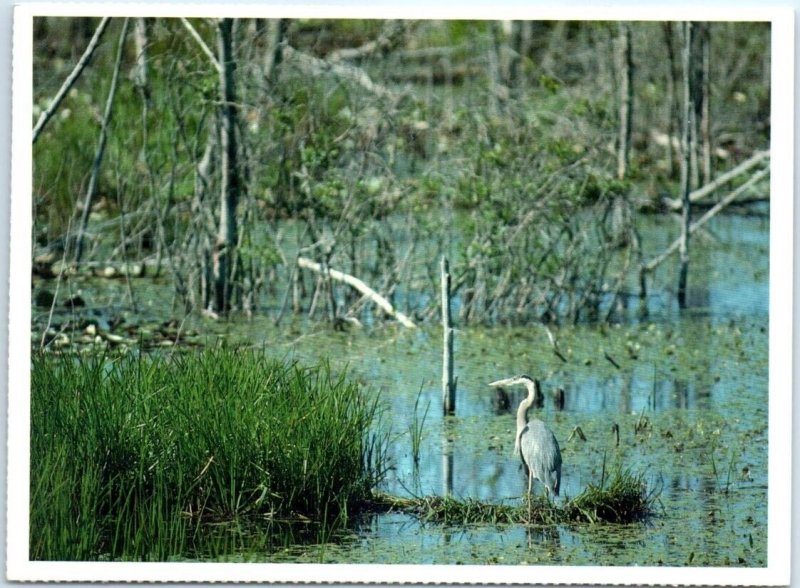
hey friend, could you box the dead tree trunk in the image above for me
[262,18,288,82]
[507,21,532,88]
[698,23,712,185]
[131,18,149,96]
[487,22,506,115]
[677,22,695,309]
[212,18,240,314]
[508,21,524,87]
[662,23,680,180]
[616,22,633,180]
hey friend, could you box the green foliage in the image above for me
[30,349,386,560]
[31,18,771,323]
[538,73,561,94]
[414,20,491,47]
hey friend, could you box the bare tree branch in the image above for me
[180,17,221,73]
[32,17,111,144]
[74,18,130,264]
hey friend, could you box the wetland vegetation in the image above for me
[28,16,770,566]
[30,349,386,560]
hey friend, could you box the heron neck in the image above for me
[516,397,530,431]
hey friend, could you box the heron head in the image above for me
[488,374,536,389]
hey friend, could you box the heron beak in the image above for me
[488,377,514,387]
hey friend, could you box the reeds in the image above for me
[408,386,430,465]
[30,349,386,560]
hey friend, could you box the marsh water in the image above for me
[32,212,769,566]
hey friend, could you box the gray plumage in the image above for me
[489,374,562,498]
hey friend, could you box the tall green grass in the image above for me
[30,349,386,560]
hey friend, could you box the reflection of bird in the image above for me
[553,387,565,411]
[489,375,562,505]
[492,386,510,413]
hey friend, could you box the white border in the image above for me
[8,3,793,584]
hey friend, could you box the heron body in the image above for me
[517,419,561,497]
[490,375,562,499]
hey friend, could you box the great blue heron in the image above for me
[489,375,562,508]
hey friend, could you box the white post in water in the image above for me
[441,257,456,415]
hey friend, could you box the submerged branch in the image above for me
[297,256,416,328]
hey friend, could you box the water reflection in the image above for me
[442,420,454,497]
[492,386,510,414]
[553,387,565,411]
[526,525,561,550]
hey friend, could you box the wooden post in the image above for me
[441,257,456,415]
[292,260,301,314]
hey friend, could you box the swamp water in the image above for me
[30,213,769,565]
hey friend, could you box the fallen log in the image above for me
[282,45,400,102]
[297,256,416,328]
[641,167,769,275]
[327,20,406,63]
[662,150,769,210]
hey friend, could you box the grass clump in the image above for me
[371,469,655,527]
[564,469,655,524]
[395,495,523,526]
[30,348,386,561]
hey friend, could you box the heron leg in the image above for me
[527,468,533,522]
